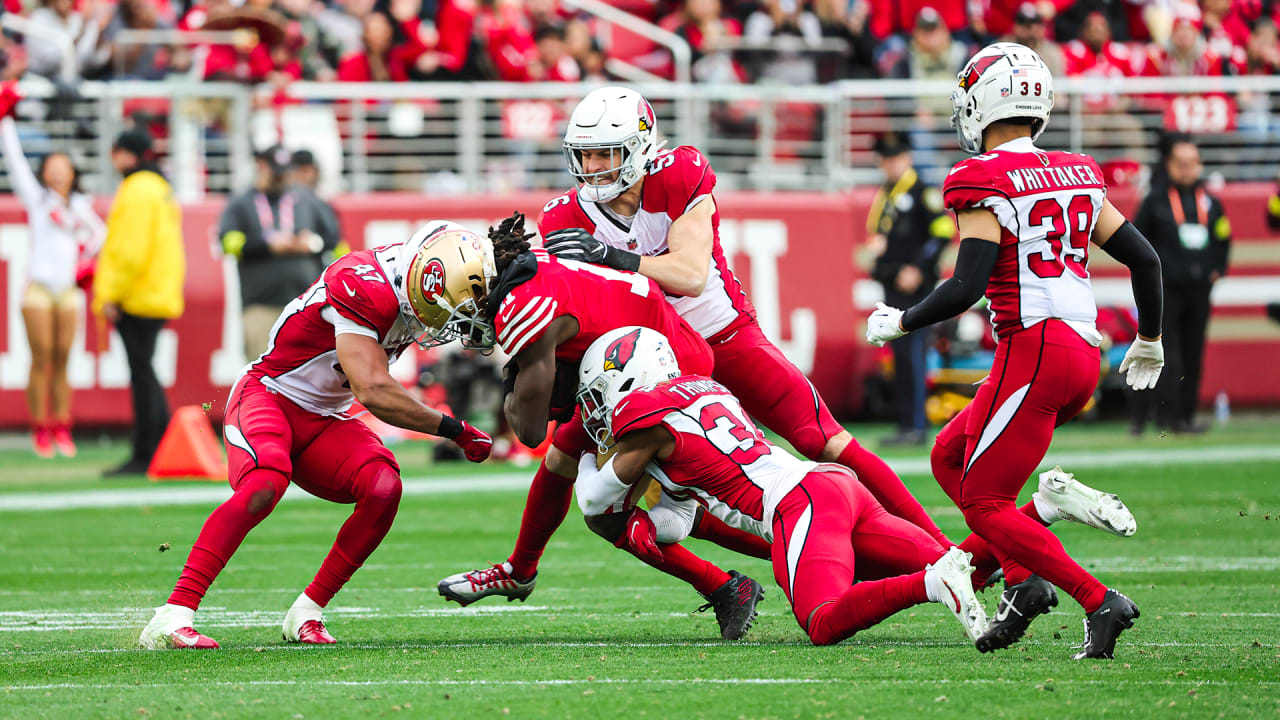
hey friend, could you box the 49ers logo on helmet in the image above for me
[421,259,446,303]
[638,99,655,132]
[602,328,641,372]
[959,54,1003,90]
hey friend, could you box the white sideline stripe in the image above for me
[3,443,1280,512]
[4,678,1278,692]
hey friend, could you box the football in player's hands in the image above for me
[453,421,494,463]
[615,507,662,565]
[865,302,906,347]
[543,228,608,264]
[1119,337,1164,391]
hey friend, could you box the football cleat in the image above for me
[32,424,54,459]
[1035,466,1136,537]
[696,570,764,641]
[139,606,219,650]
[52,423,77,458]
[924,547,989,643]
[975,574,1058,653]
[437,562,536,607]
[1073,589,1140,660]
[283,605,336,644]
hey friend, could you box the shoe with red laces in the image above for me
[52,423,77,458]
[32,423,54,459]
[139,605,219,649]
[437,562,536,607]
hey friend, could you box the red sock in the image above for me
[691,512,772,560]
[837,440,950,546]
[958,500,1049,589]
[168,469,289,610]
[806,571,928,645]
[507,462,575,581]
[305,464,402,607]
[646,543,731,596]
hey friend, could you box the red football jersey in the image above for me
[245,246,415,415]
[492,250,713,372]
[612,375,814,542]
[942,137,1106,342]
[538,145,755,339]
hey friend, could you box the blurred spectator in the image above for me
[100,0,174,79]
[1055,0,1138,43]
[1234,17,1280,134]
[337,11,405,80]
[743,0,822,85]
[674,0,746,83]
[288,148,342,256]
[866,131,951,446]
[219,145,338,360]
[0,81,104,459]
[1201,0,1251,57]
[24,0,111,80]
[1005,3,1065,77]
[276,0,339,80]
[316,0,378,59]
[1155,9,1232,77]
[534,23,581,80]
[867,0,967,40]
[95,127,185,476]
[390,0,477,80]
[813,0,876,79]
[1131,133,1231,435]
[1062,12,1147,152]
[478,0,537,81]
[980,0,1070,40]
[882,8,968,85]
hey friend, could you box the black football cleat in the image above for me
[696,570,764,641]
[1072,589,1140,660]
[975,574,1058,653]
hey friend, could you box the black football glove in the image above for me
[543,228,641,272]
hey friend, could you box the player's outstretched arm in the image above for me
[336,333,492,461]
[640,197,715,297]
[1092,199,1165,390]
[576,427,674,564]
[866,208,1000,346]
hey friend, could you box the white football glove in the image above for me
[865,302,906,347]
[1119,337,1164,391]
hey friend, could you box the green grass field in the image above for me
[1,420,1278,719]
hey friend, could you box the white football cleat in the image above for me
[925,547,989,643]
[283,604,336,644]
[1035,466,1136,537]
[139,605,219,650]
[437,562,536,607]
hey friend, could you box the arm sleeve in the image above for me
[93,183,152,311]
[1099,221,1163,339]
[0,117,44,209]
[575,454,634,516]
[900,237,999,332]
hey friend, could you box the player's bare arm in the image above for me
[636,197,715,298]
[505,315,579,446]
[866,208,1000,347]
[337,333,492,460]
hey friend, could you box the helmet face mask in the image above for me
[401,224,497,350]
[951,42,1054,154]
[563,87,663,203]
[576,326,682,452]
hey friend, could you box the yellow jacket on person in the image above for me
[93,169,185,319]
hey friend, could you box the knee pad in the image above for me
[353,461,403,509]
[240,469,289,515]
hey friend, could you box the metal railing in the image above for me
[2,75,1279,198]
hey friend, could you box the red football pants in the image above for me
[770,466,943,645]
[168,377,401,610]
[933,320,1108,612]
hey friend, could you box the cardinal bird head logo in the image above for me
[638,99,655,133]
[421,259,446,303]
[602,328,641,373]
[959,54,1003,91]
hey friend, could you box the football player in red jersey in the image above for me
[572,326,989,646]
[435,214,769,640]
[865,43,1166,659]
[139,222,494,650]
[538,86,957,570]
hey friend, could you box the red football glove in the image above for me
[0,81,21,119]
[453,421,493,463]
[614,508,663,565]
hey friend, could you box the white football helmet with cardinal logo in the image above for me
[577,326,681,449]
[563,86,665,203]
[951,42,1054,154]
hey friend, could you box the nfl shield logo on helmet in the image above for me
[421,259,446,303]
[1000,87,1012,97]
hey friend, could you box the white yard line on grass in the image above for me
[3,444,1279,512]
[3,678,1278,692]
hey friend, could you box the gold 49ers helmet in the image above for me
[401,221,497,349]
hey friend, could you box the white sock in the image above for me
[292,591,325,612]
[501,561,515,576]
[162,603,195,629]
[923,567,940,604]
[1033,494,1061,525]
